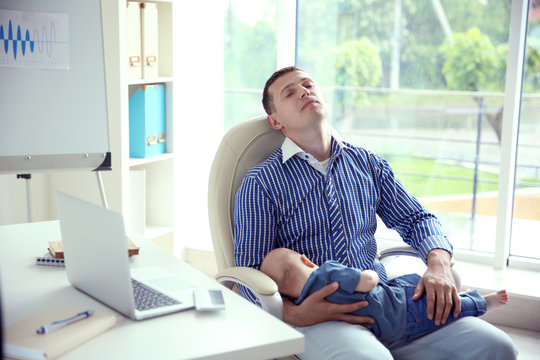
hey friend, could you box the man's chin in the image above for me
[307,107,328,120]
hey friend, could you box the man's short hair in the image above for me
[262,66,303,115]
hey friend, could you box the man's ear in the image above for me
[267,114,282,130]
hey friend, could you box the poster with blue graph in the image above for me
[0,9,69,69]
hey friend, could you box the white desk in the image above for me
[0,221,304,360]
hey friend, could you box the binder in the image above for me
[126,1,142,80]
[129,84,166,158]
[3,306,116,360]
[141,2,159,79]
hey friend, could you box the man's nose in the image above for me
[300,85,310,97]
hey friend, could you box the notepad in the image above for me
[35,253,65,267]
[3,305,116,360]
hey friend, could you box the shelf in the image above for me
[128,77,173,86]
[116,0,176,254]
[129,153,173,168]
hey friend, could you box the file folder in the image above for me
[129,84,166,158]
[126,1,142,80]
[141,2,159,79]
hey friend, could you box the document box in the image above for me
[129,84,166,158]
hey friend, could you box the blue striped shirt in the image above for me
[234,136,452,304]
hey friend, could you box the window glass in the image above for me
[224,0,278,131]
[297,0,515,253]
[511,0,540,259]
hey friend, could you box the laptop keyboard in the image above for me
[131,279,181,311]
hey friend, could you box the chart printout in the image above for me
[0,9,69,70]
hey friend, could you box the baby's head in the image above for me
[260,248,317,298]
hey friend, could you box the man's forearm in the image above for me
[283,299,302,325]
[283,297,323,327]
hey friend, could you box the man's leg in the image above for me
[389,317,517,360]
[294,321,393,360]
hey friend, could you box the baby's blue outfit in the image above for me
[295,261,487,343]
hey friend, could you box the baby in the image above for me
[260,248,507,342]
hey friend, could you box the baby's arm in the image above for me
[355,270,379,292]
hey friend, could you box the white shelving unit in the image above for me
[95,0,223,255]
[99,0,176,253]
[127,0,175,252]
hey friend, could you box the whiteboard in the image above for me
[0,0,110,174]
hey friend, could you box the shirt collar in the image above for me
[281,137,304,163]
[281,132,347,164]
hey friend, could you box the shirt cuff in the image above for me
[416,235,453,263]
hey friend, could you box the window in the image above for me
[296,0,540,266]
[511,0,540,261]
[224,0,278,130]
[222,0,540,268]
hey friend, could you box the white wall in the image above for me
[0,174,51,224]
[0,170,120,225]
[173,2,225,251]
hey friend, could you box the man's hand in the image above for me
[283,282,374,327]
[412,249,461,325]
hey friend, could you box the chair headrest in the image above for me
[208,115,284,270]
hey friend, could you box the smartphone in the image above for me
[193,289,226,311]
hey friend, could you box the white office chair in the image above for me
[207,116,460,358]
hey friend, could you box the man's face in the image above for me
[267,70,328,137]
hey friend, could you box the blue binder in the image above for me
[129,84,166,158]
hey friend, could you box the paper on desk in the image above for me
[3,305,116,360]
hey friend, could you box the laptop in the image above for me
[56,191,195,320]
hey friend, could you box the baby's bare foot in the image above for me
[485,290,508,312]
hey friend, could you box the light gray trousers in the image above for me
[294,317,517,360]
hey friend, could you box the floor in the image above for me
[184,248,540,359]
[497,325,540,360]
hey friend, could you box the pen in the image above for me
[36,310,94,334]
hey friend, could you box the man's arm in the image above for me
[412,249,461,325]
[371,154,458,323]
[283,282,375,327]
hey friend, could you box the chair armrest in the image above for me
[379,245,419,260]
[378,245,461,291]
[216,266,284,319]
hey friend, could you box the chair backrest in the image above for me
[208,116,285,271]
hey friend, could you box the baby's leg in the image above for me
[404,289,508,342]
[485,290,508,312]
